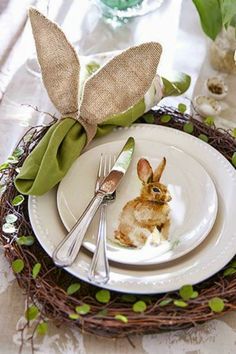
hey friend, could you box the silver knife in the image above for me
[52,137,135,267]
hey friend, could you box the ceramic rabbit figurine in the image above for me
[115,158,172,248]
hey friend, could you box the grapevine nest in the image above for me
[1,107,236,340]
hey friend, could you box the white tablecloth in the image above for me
[1,0,236,353]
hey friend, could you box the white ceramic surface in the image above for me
[28,125,236,294]
[57,140,218,265]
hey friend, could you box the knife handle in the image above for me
[52,192,104,267]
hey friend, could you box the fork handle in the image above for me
[88,202,110,284]
[52,193,104,267]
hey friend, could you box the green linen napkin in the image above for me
[15,100,145,195]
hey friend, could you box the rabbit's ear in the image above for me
[29,8,80,116]
[137,159,153,183]
[153,157,166,182]
[80,42,162,125]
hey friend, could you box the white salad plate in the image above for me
[28,125,236,294]
[57,139,218,265]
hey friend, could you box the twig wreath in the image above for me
[1,106,236,353]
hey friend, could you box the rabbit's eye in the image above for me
[152,187,160,193]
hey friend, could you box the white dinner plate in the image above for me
[28,125,236,294]
[57,140,218,265]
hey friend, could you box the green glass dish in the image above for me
[100,0,143,10]
[95,0,164,20]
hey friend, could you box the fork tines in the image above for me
[96,154,116,196]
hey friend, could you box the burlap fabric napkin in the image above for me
[15,8,188,196]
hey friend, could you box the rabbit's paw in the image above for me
[114,230,136,248]
[150,227,161,246]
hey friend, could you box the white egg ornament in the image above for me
[194,95,222,117]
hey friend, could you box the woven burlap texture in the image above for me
[80,42,162,124]
[29,8,162,142]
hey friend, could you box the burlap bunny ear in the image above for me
[80,42,162,125]
[29,8,80,117]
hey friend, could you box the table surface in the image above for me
[1,0,236,353]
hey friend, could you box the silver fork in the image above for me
[88,154,116,284]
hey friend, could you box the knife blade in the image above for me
[98,137,135,195]
[52,137,135,267]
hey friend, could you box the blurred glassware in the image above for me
[93,0,164,21]
[210,27,236,74]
